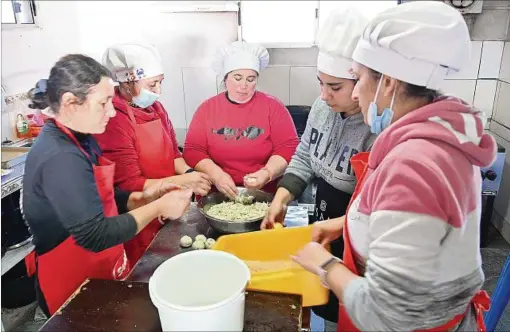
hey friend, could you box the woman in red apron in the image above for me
[22,55,192,317]
[95,43,211,266]
[292,2,496,331]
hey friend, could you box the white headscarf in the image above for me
[102,43,164,82]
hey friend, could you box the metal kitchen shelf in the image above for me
[1,243,34,276]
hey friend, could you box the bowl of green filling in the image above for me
[197,188,273,234]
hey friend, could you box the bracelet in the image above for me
[318,256,343,289]
[185,168,195,174]
[261,167,273,182]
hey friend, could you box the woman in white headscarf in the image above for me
[95,43,211,266]
[184,41,299,198]
[292,2,495,331]
[261,8,375,331]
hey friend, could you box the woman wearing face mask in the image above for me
[261,9,374,331]
[95,43,210,266]
[22,54,192,317]
[292,2,496,331]
[184,42,299,198]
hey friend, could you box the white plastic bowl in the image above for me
[149,250,250,331]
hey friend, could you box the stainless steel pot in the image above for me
[197,188,273,234]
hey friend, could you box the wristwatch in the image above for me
[318,256,343,289]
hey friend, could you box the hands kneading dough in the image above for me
[179,234,215,250]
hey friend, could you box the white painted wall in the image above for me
[2,1,237,133]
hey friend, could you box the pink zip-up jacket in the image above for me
[344,96,497,331]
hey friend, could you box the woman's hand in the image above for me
[312,216,345,246]
[142,181,182,204]
[155,188,193,221]
[213,171,238,199]
[244,169,271,190]
[261,200,287,229]
[177,172,212,196]
[292,242,333,275]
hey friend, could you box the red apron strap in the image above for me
[125,101,138,125]
[473,290,491,332]
[337,152,371,332]
[51,119,93,162]
[25,251,37,277]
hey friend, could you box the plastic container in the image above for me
[213,225,329,307]
[15,113,30,139]
[284,205,310,228]
[149,250,250,331]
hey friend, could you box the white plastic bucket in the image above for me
[148,250,250,331]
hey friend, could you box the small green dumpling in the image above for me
[205,238,216,249]
[192,240,205,250]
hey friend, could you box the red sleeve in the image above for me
[268,99,299,162]
[156,104,182,158]
[183,101,210,168]
[94,114,146,192]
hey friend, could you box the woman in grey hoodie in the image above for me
[261,8,375,331]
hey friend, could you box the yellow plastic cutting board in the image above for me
[213,225,329,307]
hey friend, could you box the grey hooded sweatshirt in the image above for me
[279,97,376,198]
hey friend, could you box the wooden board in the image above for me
[1,147,29,169]
[40,279,302,332]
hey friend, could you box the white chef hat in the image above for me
[316,7,369,79]
[212,41,269,77]
[352,1,471,90]
[102,43,164,83]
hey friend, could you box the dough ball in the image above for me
[205,238,216,249]
[180,235,193,248]
[195,234,207,243]
[192,240,205,250]
[274,223,284,229]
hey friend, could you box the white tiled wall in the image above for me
[439,80,477,104]
[257,66,291,105]
[500,42,510,84]
[479,41,504,79]
[448,41,482,80]
[490,39,510,239]
[182,67,218,128]
[493,80,510,127]
[474,80,498,118]
[289,67,321,106]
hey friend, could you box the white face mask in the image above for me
[127,82,160,108]
[132,88,160,108]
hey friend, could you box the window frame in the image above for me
[238,0,319,49]
[238,0,402,48]
[1,0,40,31]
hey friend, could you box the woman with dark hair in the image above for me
[184,41,299,198]
[262,9,375,331]
[22,54,192,317]
[95,43,211,266]
[292,2,496,331]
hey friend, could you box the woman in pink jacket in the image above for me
[292,2,496,332]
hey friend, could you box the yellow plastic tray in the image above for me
[213,225,329,307]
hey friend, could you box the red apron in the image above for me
[122,103,176,267]
[338,152,490,332]
[28,120,130,316]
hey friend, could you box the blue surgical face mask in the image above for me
[367,75,396,135]
[132,84,160,108]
